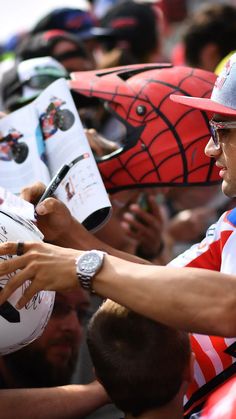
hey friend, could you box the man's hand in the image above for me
[121,194,168,261]
[0,241,81,308]
[167,207,216,242]
[20,183,151,263]
[20,182,78,245]
[84,128,118,157]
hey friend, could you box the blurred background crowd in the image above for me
[1,1,236,418]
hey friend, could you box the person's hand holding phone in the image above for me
[120,192,169,262]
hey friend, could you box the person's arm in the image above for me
[0,241,236,337]
[94,256,236,337]
[0,381,109,419]
[21,182,150,264]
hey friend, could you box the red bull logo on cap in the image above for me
[215,58,232,91]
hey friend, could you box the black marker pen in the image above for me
[37,164,71,205]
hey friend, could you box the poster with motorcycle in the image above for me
[0,78,111,231]
[0,103,50,192]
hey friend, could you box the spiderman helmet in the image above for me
[69,63,220,193]
[0,210,55,355]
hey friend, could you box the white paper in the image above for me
[0,78,111,231]
[0,186,35,220]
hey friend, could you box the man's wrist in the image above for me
[75,250,107,293]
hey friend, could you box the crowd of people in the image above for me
[1,1,236,418]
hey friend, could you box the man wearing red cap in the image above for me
[3,56,236,417]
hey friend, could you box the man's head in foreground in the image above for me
[0,290,89,387]
[171,52,236,199]
[87,299,192,418]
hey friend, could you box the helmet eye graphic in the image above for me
[136,105,147,116]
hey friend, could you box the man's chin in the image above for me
[47,345,78,365]
[4,346,78,387]
[221,181,234,198]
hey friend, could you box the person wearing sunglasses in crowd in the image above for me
[0,290,110,419]
[16,29,96,74]
[0,290,89,389]
[3,54,236,418]
[1,55,69,113]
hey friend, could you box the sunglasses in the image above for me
[209,119,236,149]
[8,71,68,99]
[22,72,68,90]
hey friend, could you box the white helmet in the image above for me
[0,210,55,355]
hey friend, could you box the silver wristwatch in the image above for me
[75,250,106,292]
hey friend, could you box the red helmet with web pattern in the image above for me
[70,64,220,193]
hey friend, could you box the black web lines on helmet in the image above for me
[70,64,219,193]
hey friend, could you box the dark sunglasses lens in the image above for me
[210,125,219,148]
[27,75,61,89]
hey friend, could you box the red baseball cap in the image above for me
[171,52,236,117]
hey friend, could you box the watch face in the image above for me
[80,252,101,273]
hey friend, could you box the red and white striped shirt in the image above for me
[169,208,236,417]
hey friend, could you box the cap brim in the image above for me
[170,94,236,117]
[79,27,115,40]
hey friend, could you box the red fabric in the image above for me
[201,378,236,418]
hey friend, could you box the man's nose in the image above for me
[204,136,221,158]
